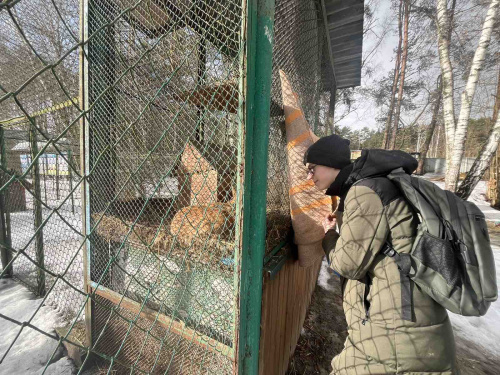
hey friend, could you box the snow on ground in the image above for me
[428,178,500,222]
[7,206,85,321]
[450,245,500,359]
[0,181,82,374]
[0,279,76,375]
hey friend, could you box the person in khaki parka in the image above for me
[304,135,457,375]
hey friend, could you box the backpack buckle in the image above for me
[382,243,397,257]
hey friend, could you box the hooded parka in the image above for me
[323,149,457,375]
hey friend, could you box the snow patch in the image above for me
[448,242,500,357]
[0,279,76,375]
[317,258,335,292]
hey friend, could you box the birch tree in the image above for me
[389,0,411,149]
[436,0,500,191]
[382,0,403,148]
[456,65,500,199]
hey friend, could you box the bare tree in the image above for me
[416,76,442,174]
[436,0,500,191]
[382,0,403,148]
[389,0,411,149]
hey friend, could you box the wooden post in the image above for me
[30,120,45,296]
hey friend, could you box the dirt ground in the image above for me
[286,226,500,375]
[286,263,346,375]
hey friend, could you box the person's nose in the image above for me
[306,170,313,180]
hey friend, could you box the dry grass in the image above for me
[92,205,292,266]
[93,213,236,270]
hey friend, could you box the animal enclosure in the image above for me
[0,0,364,374]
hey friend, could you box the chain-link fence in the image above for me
[0,0,335,373]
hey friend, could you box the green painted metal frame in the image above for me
[237,0,276,373]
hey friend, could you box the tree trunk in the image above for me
[442,0,499,191]
[416,78,442,175]
[488,147,499,205]
[381,0,403,149]
[389,0,410,150]
[432,122,442,158]
[456,66,500,199]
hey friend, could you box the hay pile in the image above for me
[92,206,291,267]
[92,213,234,269]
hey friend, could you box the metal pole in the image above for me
[30,119,45,296]
[237,0,276,373]
[80,0,93,350]
[56,153,60,200]
[68,149,75,214]
[43,154,48,203]
[0,124,13,277]
[195,35,206,143]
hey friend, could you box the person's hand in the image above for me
[323,213,337,233]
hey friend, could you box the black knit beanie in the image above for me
[303,134,351,169]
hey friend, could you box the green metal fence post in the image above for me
[238,0,276,373]
[30,119,46,296]
[81,0,95,352]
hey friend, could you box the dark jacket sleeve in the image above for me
[322,229,340,262]
[326,185,389,280]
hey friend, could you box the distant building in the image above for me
[351,150,362,161]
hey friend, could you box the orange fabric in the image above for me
[285,109,303,126]
[289,180,315,196]
[291,197,332,217]
[287,130,310,151]
[280,70,327,267]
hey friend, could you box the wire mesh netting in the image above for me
[0,0,333,373]
[266,0,333,256]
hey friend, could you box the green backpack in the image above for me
[384,168,498,321]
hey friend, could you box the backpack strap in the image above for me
[352,172,416,321]
[445,190,471,263]
[383,242,414,322]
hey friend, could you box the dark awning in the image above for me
[321,0,364,89]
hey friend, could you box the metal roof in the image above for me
[321,0,364,89]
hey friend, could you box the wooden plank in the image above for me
[269,269,282,372]
[290,260,302,365]
[277,261,289,375]
[258,275,272,375]
[285,259,300,369]
[283,259,296,362]
[90,284,234,359]
[259,256,323,375]
[294,264,308,345]
[289,261,302,355]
